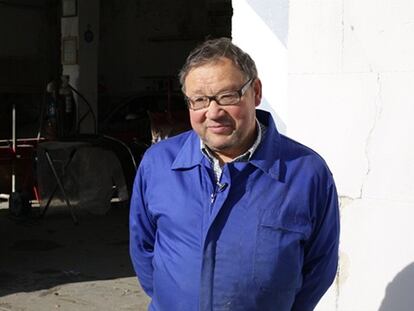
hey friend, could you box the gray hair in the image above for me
[179,37,258,90]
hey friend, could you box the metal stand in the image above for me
[40,148,78,224]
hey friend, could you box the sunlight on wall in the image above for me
[232,0,288,134]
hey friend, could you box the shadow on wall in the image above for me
[260,97,287,134]
[379,262,414,311]
[246,0,289,46]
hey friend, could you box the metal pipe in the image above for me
[12,103,16,152]
[12,103,16,193]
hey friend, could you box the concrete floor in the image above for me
[0,202,150,311]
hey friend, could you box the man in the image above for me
[130,37,339,311]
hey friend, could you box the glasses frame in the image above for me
[185,78,253,111]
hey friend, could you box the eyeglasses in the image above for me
[185,78,253,111]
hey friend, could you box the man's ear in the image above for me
[253,78,262,107]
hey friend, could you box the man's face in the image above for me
[184,57,261,162]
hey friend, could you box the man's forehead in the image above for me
[185,76,244,96]
[186,59,245,83]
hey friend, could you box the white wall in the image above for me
[62,0,100,133]
[233,0,414,310]
[78,0,99,133]
[232,0,289,133]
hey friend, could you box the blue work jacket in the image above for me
[130,110,339,311]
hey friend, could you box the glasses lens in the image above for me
[216,92,239,106]
[189,96,208,110]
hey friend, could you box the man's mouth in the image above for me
[207,124,232,134]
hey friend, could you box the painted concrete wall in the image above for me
[78,0,99,133]
[233,0,414,310]
[232,0,289,134]
[61,0,100,133]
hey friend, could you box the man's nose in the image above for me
[205,99,224,119]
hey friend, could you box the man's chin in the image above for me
[204,135,229,148]
[205,141,235,155]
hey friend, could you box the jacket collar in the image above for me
[249,109,282,181]
[171,109,282,181]
[171,130,205,170]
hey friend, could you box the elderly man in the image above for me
[130,38,339,311]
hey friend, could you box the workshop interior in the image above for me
[0,0,232,220]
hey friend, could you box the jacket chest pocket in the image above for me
[253,218,310,291]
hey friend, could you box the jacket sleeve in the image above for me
[129,160,156,297]
[292,174,340,311]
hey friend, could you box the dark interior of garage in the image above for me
[0,0,232,306]
[0,0,232,210]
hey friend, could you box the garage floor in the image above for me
[0,202,149,311]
